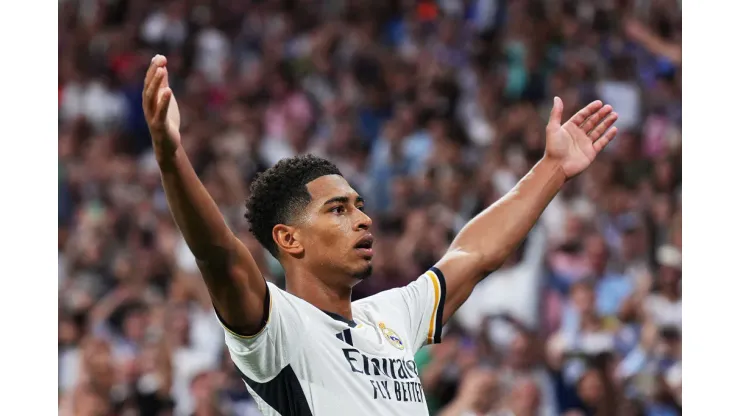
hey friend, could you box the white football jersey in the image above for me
[218,268,447,416]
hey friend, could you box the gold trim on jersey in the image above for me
[219,288,273,340]
[425,270,442,344]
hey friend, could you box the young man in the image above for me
[142,55,618,416]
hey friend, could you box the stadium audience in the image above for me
[58,0,682,415]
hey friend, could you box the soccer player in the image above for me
[142,55,618,416]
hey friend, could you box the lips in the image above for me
[353,234,374,257]
[354,234,374,249]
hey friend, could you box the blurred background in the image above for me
[58,0,682,415]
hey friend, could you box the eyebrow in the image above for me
[323,195,364,206]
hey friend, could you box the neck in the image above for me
[285,266,354,320]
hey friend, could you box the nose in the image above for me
[354,208,372,231]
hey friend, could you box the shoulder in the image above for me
[353,270,441,308]
[267,281,310,308]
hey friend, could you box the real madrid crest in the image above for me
[379,322,405,350]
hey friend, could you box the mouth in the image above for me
[353,234,375,258]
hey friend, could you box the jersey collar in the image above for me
[321,310,357,327]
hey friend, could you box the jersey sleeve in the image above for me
[363,267,447,353]
[216,282,307,382]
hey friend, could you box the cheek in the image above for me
[304,218,352,250]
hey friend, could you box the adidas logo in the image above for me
[335,328,353,346]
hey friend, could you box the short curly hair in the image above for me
[245,154,342,257]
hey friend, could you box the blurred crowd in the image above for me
[58,0,682,415]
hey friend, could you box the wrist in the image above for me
[539,155,569,184]
[154,142,181,168]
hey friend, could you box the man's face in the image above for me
[578,370,605,405]
[571,283,596,315]
[123,309,148,343]
[295,175,374,283]
[509,331,533,369]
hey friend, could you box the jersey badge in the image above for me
[379,322,405,350]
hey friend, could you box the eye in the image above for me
[357,204,365,212]
[330,205,345,214]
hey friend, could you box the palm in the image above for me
[142,55,181,151]
[545,98,619,178]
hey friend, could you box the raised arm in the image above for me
[624,18,681,65]
[435,98,619,323]
[143,55,267,335]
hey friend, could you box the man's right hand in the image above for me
[143,55,181,162]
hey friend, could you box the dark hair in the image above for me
[245,154,342,257]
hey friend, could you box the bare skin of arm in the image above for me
[624,19,681,65]
[435,98,619,323]
[143,55,267,335]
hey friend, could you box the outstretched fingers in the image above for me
[569,100,603,127]
[155,86,173,124]
[143,55,167,113]
[580,104,613,134]
[548,96,564,128]
[589,112,619,141]
[593,126,619,153]
[143,62,157,92]
[144,55,167,87]
[144,68,165,115]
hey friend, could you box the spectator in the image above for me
[437,368,501,416]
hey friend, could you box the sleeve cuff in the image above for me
[426,267,447,344]
[215,280,272,340]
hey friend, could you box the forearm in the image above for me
[633,31,681,64]
[437,98,616,324]
[158,145,268,333]
[644,39,681,64]
[158,146,236,260]
[450,157,566,273]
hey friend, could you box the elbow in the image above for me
[481,255,506,274]
[482,239,529,272]
[451,233,524,275]
[192,245,229,265]
[472,247,509,275]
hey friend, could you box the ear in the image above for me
[272,224,304,256]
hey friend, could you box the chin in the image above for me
[351,264,373,280]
